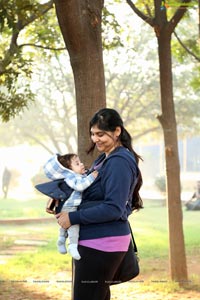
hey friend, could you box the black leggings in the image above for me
[73,245,126,300]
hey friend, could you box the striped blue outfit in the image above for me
[43,154,96,259]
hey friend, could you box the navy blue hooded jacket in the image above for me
[69,146,139,241]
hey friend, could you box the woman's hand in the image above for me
[55,212,71,229]
[92,170,98,178]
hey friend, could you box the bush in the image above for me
[155,175,166,193]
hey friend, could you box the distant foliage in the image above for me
[155,175,166,193]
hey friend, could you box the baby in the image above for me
[43,153,98,260]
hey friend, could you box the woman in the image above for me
[56,108,143,300]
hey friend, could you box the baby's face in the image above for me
[70,156,86,175]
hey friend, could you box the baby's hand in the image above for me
[92,170,98,178]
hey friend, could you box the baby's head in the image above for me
[57,154,86,175]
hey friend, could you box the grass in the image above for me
[0,196,47,219]
[129,200,200,258]
[0,222,71,281]
[0,197,199,297]
[0,196,71,280]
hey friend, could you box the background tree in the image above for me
[0,54,76,152]
[126,0,198,282]
[0,1,199,282]
[172,8,200,93]
[0,0,122,165]
[54,0,106,166]
[0,0,58,121]
[1,22,199,155]
[1,0,198,153]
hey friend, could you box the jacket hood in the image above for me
[43,154,74,180]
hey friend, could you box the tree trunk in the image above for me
[157,31,188,283]
[126,0,190,285]
[54,0,106,166]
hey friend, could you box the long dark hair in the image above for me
[87,108,143,210]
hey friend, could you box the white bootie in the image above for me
[57,236,67,254]
[68,244,81,260]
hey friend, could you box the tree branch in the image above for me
[168,0,192,33]
[22,132,54,155]
[0,1,55,74]
[18,43,66,51]
[174,31,200,62]
[17,0,54,31]
[10,1,54,46]
[133,125,161,140]
[126,0,154,26]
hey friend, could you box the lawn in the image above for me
[129,200,200,257]
[0,196,47,219]
[0,197,199,299]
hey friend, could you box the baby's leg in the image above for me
[68,224,81,260]
[57,227,68,254]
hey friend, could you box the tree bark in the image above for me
[157,30,188,283]
[54,0,106,166]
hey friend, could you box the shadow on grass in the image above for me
[1,274,200,300]
[0,280,53,300]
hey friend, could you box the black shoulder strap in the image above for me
[128,222,138,253]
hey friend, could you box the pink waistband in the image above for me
[78,234,131,252]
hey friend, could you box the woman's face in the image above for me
[90,125,121,156]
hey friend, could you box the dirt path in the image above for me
[1,276,200,300]
[0,217,53,225]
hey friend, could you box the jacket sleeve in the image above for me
[69,156,137,225]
